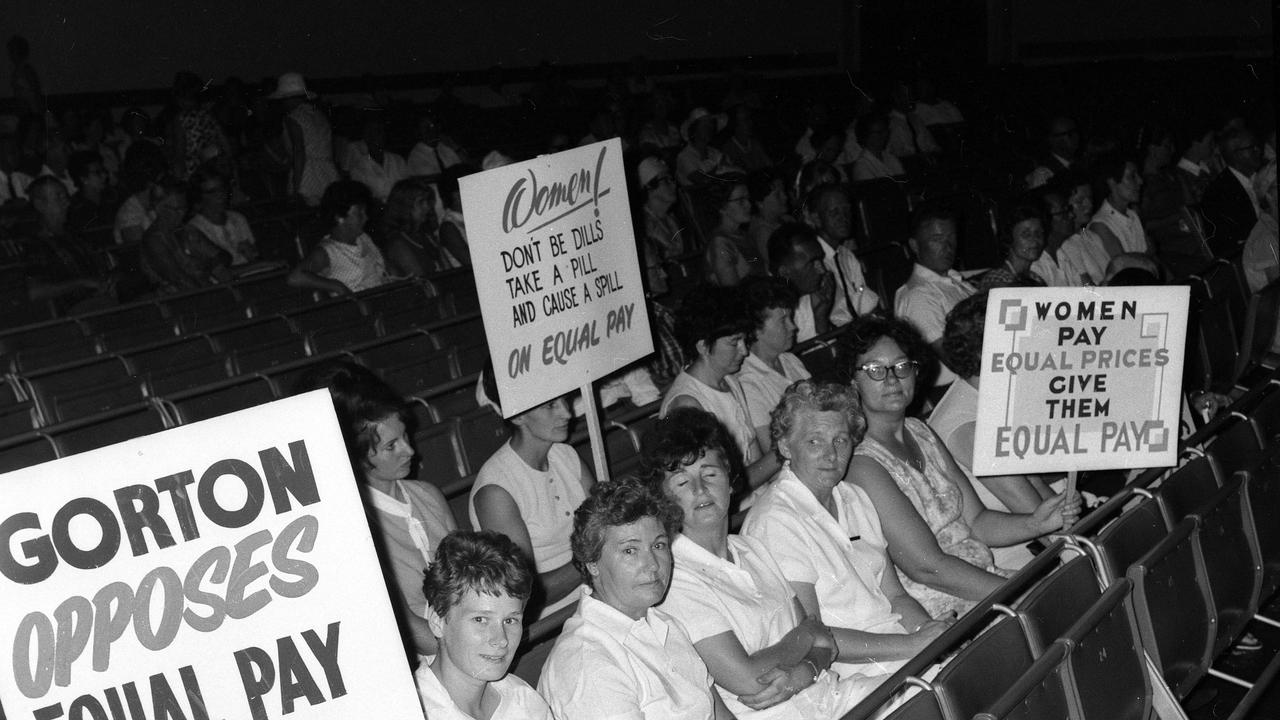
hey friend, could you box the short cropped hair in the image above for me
[673,285,752,359]
[424,530,533,617]
[68,151,102,187]
[909,203,957,239]
[320,179,373,228]
[943,292,989,379]
[769,379,867,454]
[637,407,738,499]
[766,222,819,274]
[570,479,682,588]
[1000,203,1047,250]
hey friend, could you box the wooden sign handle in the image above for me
[581,382,611,484]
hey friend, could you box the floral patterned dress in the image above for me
[854,417,1008,616]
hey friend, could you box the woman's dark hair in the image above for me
[703,173,748,215]
[570,479,682,589]
[746,170,781,208]
[291,361,408,471]
[380,177,434,237]
[999,203,1047,251]
[740,275,798,336]
[637,407,739,501]
[942,291,988,379]
[766,222,820,275]
[68,151,101,188]
[673,285,752,359]
[1093,152,1138,199]
[844,315,932,377]
[438,165,475,210]
[320,179,373,229]
[424,530,533,618]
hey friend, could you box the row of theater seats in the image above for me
[0,268,489,470]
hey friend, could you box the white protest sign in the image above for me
[0,392,425,720]
[460,138,653,418]
[973,286,1189,475]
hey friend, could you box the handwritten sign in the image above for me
[973,286,1189,475]
[460,138,653,418]
[0,392,425,720]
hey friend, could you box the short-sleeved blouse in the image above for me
[469,442,584,573]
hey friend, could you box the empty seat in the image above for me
[0,432,58,473]
[934,614,1035,719]
[1089,497,1168,583]
[456,408,509,474]
[162,376,277,425]
[878,687,946,720]
[1058,579,1154,720]
[229,336,311,374]
[428,270,480,314]
[452,341,489,378]
[48,403,169,457]
[163,286,248,332]
[414,420,465,485]
[380,352,456,396]
[352,331,438,374]
[1127,517,1214,699]
[1014,555,1103,655]
[851,178,912,250]
[286,299,368,333]
[973,641,1072,720]
[428,316,486,351]
[0,318,87,356]
[207,316,298,353]
[860,242,914,314]
[423,379,480,423]
[22,356,143,425]
[1205,415,1265,479]
[306,322,381,355]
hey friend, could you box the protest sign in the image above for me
[973,286,1189,476]
[0,391,425,720]
[460,138,653,419]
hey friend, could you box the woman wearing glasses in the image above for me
[846,317,1079,617]
[704,173,762,287]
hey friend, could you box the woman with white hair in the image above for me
[1242,159,1279,293]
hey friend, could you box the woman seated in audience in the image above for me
[978,204,1048,289]
[635,156,686,295]
[113,142,167,244]
[704,174,763,286]
[141,177,233,292]
[637,90,682,154]
[185,165,258,267]
[735,277,811,451]
[677,108,737,187]
[288,179,393,294]
[1054,172,1110,284]
[470,371,594,619]
[929,293,1063,569]
[1242,160,1278,293]
[378,177,460,276]
[418,531,551,720]
[1138,127,1189,231]
[1031,189,1088,286]
[849,112,905,182]
[296,362,455,659]
[648,408,884,719]
[846,317,1080,616]
[1088,152,1149,258]
[720,104,773,173]
[437,166,473,266]
[663,286,779,490]
[165,71,232,181]
[538,479,729,720]
[747,171,792,264]
[793,160,842,218]
[742,380,953,679]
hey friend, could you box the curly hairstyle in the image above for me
[570,478,682,589]
[423,530,533,618]
[673,285,753,359]
[999,203,1047,251]
[942,291,989,379]
[842,315,936,388]
[769,379,867,455]
[380,177,435,237]
[320,179,373,230]
[636,407,740,501]
[290,361,409,472]
[702,172,749,215]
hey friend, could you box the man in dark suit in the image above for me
[1025,116,1081,189]
[1201,127,1264,256]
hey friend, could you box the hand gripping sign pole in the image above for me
[460,138,653,483]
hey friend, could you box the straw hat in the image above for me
[268,72,315,100]
[636,156,669,188]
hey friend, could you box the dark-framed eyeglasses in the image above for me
[645,175,675,191]
[856,359,918,381]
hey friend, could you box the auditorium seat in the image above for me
[352,331,438,373]
[0,432,57,473]
[933,612,1035,720]
[260,353,349,397]
[1190,257,1248,339]
[125,337,232,396]
[428,270,480,314]
[422,377,481,423]
[878,686,946,720]
[1204,414,1266,479]
[1013,554,1103,655]
[452,341,489,377]
[972,641,1072,720]
[1056,579,1155,720]
[414,420,466,485]
[380,351,457,396]
[851,178,911,250]
[163,285,250,332]
[859,242,914,314]
[80,301,178,351]
[305,321,382,355]
[161,375,277,425]
[21,355,143,425]
[1233,279,1280,388]
[1086,494,1168,583]
[1126,517,1214,699]
[286,298,369,333]
[47,402,170,457]
[456,407,509,474]
[429,315,487,351]
[228,335,311,374]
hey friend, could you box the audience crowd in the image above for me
[0,34,1275,719]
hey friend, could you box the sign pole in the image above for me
[581,381,611,484]
[1064,470,1078,531]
